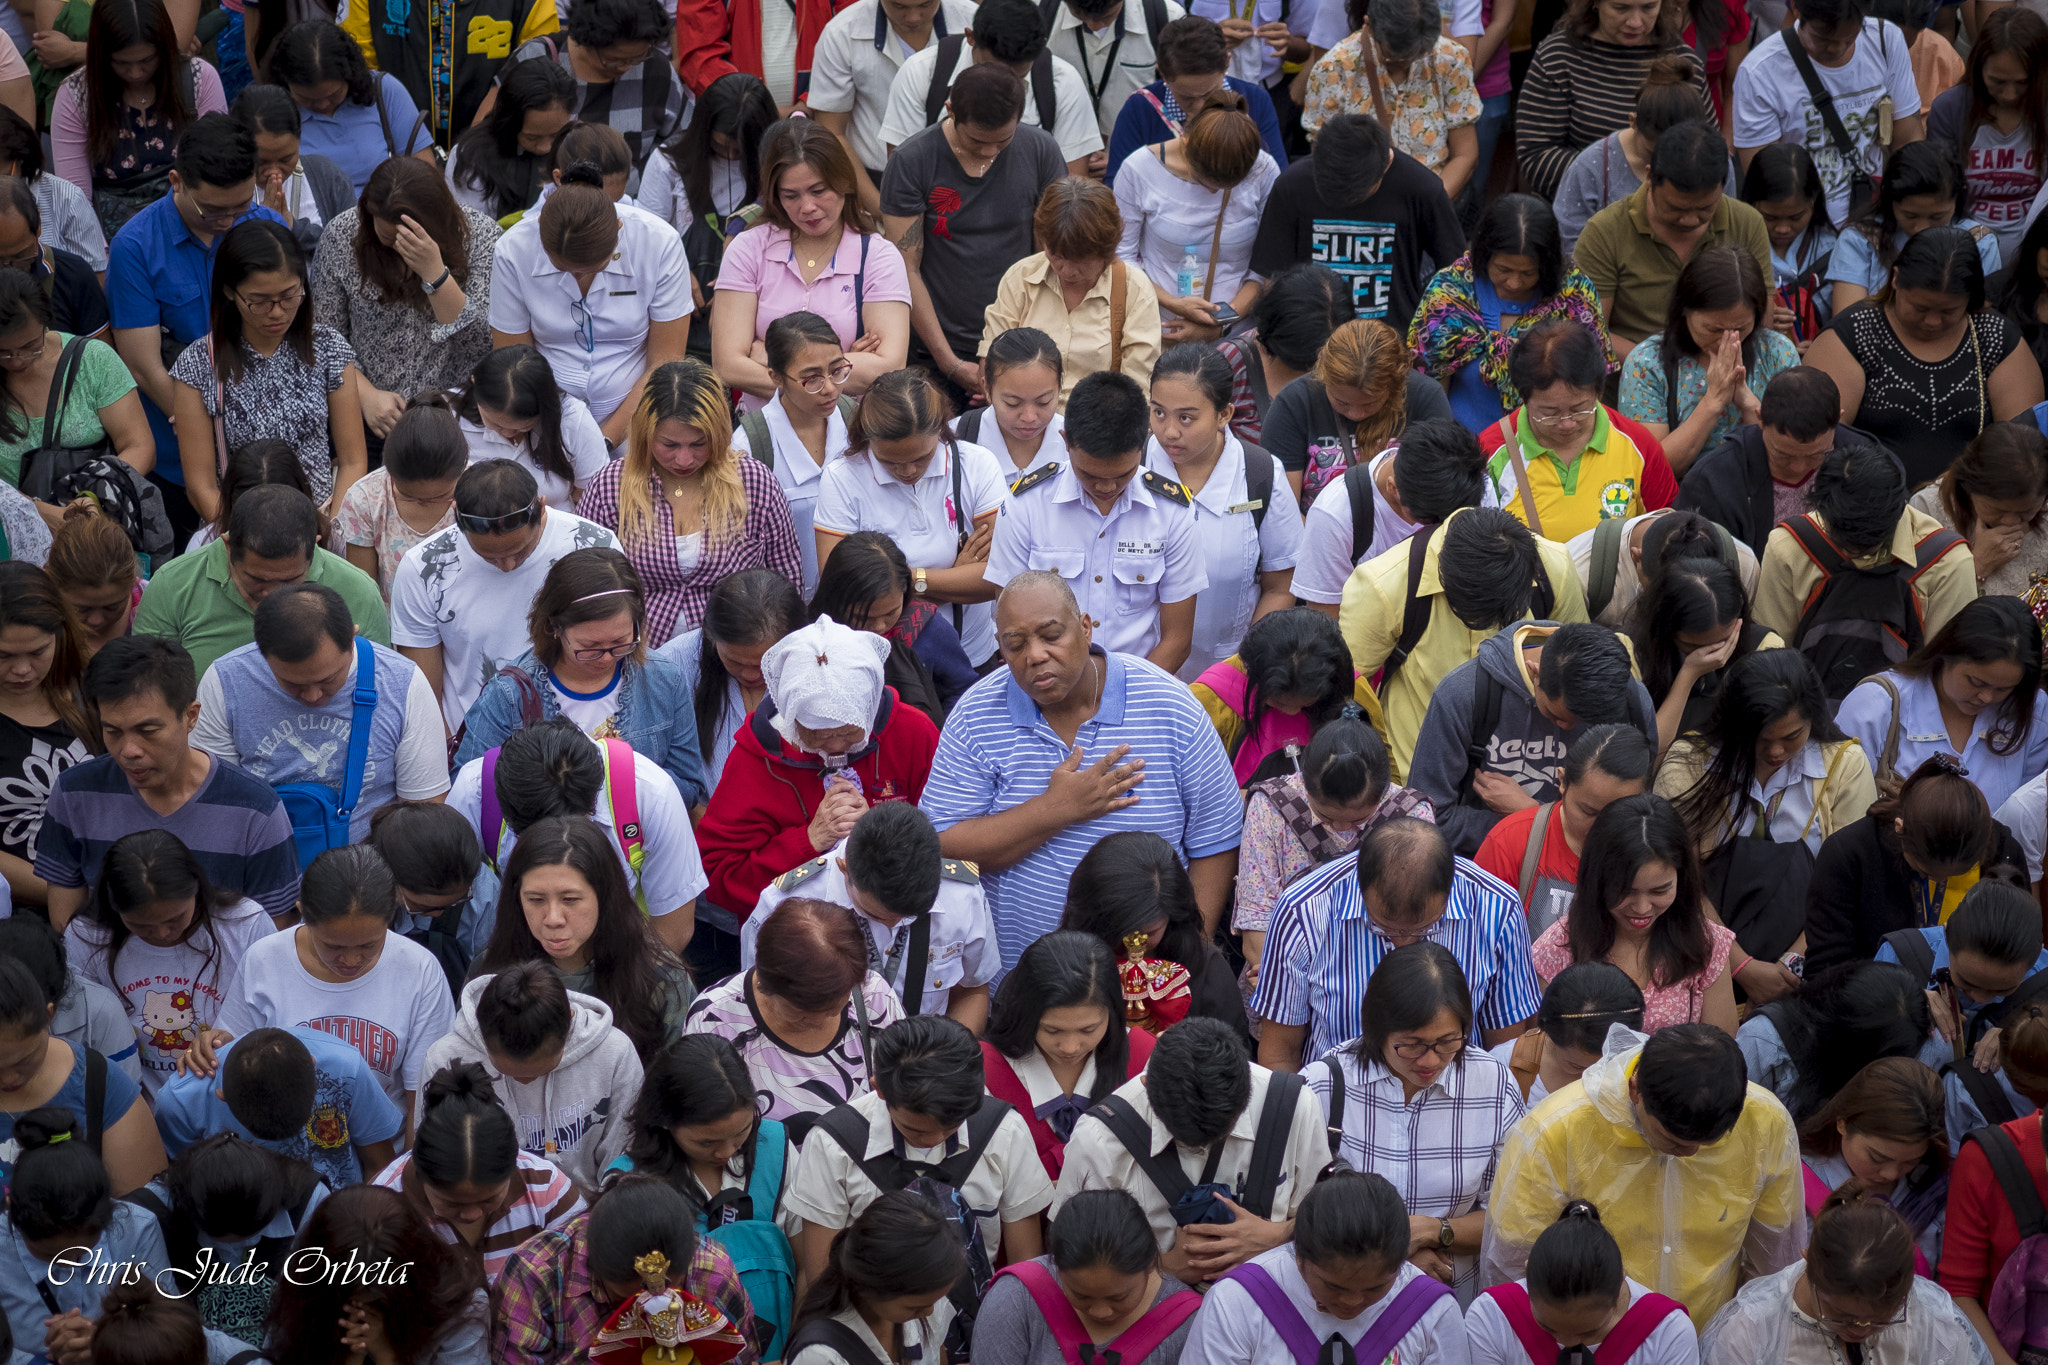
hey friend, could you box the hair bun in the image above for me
[423,1060,494,1109]
[13,1105,79,1151]
[561,160,607,189]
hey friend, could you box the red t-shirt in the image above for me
[1475,803,1579,904]
[1940,1111,2048,1300]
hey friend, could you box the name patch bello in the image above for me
[46,1244,414,1297]
[1114,541,1165,555]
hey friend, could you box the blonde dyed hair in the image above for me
[1313,319,1411,460]
[616,360,747,550]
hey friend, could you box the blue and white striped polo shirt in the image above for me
[920,648,1244,968]
[1250,852,1543,1061]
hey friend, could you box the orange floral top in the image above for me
[1302,32,1482,172]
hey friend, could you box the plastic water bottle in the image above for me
[1176,243,1201,297]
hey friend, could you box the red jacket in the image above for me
[982,1029,1156,1183]
[698,688,940,917]
[673,0,852,99]
[1939,1109,2048,1300]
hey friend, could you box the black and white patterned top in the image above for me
[1832,300,2022,487]
[513,37,686,194]
[170,324,355,504]
[310,205,501,398]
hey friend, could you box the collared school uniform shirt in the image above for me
[784,1089,1053,1253]
[732,391,850,596]
[1181,1253,1469,1365]
[1144,433,1304,681]
[984,462,1207,660]
[1046,0,1188,135]
[1839,668,2048,814]
[1052,1063,1329,1251]
[741,837,1000,1016]
[488,202,693,424]
[806,0,978,172]
[878,43,1106,163]
[1251,855,1543,1061]
[920,648,1244,966]
[815,439,1009,664]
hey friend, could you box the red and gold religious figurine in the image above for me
[589,1251,749,1365]
[1119,929,1192,1037]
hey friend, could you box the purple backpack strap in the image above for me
[1221,1264,1323,1365]
[1352,1275,1453,1365]
[479,747,503,870]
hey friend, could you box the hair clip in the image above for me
[1926,752,1970,779]
[1339,701,1364,720]
[45,1132,70,1144]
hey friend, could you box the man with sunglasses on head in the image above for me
[106,113,290,543]
[390,459,622,739]
[191,581,452,846]
[133,484,391,678]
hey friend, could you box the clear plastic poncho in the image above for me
[1698,1263,1992,1365]
[1479,1024,1808,1326]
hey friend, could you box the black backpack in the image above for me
[924,35,1057,131]
[816,1095,1014,1357]
[1781,513,1967,705]
[1381,525,1557,686]
[1086,1070,1306,1225]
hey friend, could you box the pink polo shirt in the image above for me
[714,222,910,350]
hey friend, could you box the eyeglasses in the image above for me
[235,285,304,316]
[793,360,855,395]
[1528,404,1599,428]
[1365,908,1446,945]
[571,296,597,355]
[0,245,41,274]
[191,194,255,225]
[1388,1034,1466,1062]
[563,635,640,666]
[456,501,542,535]
[0,330,47,364]
[1808,1287,1908,1332]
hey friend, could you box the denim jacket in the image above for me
[452,650,708,808]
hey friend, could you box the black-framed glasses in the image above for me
[565,635,640,666]
[456,501,541,535]
[1388,1034,1465,1062]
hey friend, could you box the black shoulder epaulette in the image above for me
[1009,462,1062,497]
[938,858,980,886]
[1141,469,1192,507]
[774,857,830,892]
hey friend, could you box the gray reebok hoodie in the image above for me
[414,975,645,1197]
[1409,623,1657,856]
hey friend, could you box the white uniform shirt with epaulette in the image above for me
[982,461,1208,660]
[740,840,1000,1016]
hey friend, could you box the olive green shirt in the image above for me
[1574,185,1774,346]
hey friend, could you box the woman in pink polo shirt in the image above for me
[709,117,909,412]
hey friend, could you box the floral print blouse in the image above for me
[1302,33,1483,172]
[169,324,355,504]
[310,205,502,398]
[1616,328,1801,454]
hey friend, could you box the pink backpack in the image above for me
[1195,657,1312,787]
[990,1261,1200,1365]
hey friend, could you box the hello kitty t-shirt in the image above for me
[214,928,457,1108]
[64,898,275,1095]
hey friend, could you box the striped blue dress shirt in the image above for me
[920,648,1245,968]
[1251,853,1544,1061]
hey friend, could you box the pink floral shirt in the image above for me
[1530,918,1738,1032]
[335,467,457,601]
[1301,34,1482,172]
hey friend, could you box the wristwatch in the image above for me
[912,567,929,595]
[422,266,453,294]
[1437,1217,1454,1249]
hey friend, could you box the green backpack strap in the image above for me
[1588,517,1624,620]
[835,394,859,425]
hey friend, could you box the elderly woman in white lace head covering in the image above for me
[696,612,945,918]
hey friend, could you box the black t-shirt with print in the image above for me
[1250,149,1465,333]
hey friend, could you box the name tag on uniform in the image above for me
[1115,540,1165,555]
[1229,499,1264,514]
[610,290,637,297]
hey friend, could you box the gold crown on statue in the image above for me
[634,1251,671,1293]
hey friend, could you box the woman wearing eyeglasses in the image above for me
[169,216,366,523]
[452,545,706,809]
[1478,317,1676,545]
[1699,1188,1978,1365]
[1299,941,1525,1308]
[1529,792,1738,1036]
[0,268,151,523]
[734,310,860,597]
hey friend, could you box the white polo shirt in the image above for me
[1045,0,1187,134]
[983,460,1207,659]
[1052,1065,1330,1252]
[808,0,979,172]
[732,392,851,598]
[783,1089,1054,1256]
[878,43,1106,163]
[447,741,708,929]
[486,203,693,424]
[1144,433,1305,681]
[741,840,1000,1016]
[1186,0,1309,84]
[814,439,1008,664]
[457,395,612,511]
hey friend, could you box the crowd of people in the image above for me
[4,0,2048,1360]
